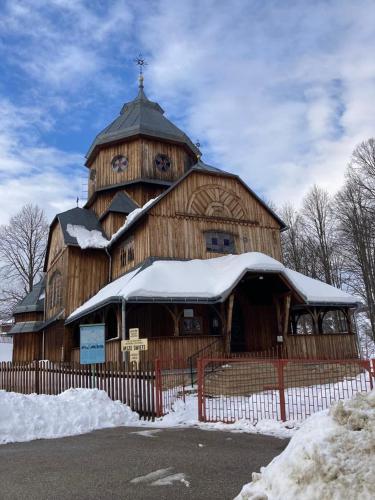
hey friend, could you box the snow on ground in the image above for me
[0,388,139,445]
[0,341,12,362]
[235,390,375,500]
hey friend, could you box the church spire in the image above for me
[134,54,147,91]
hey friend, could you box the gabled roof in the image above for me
[100,192,139,221]
[9,321,45,334]
[108,164,287,248]
[13,278,45,314]
[57,207,106,247]
[66,253,360,323]
[44,207,107,271]
[86,85,200,164]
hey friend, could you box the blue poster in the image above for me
[80,324,105,364]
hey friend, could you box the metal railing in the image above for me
[197,357,374,423]
[187,337,224,387]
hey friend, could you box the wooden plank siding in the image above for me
[112,224,150,279]
[71,335,223,365]
[101,212,126,239]
[284,334,358,360]
[110,170,283,278]
[13,311,44,323]
[12,333,41,362]
[45,248,68,321]
[65,247,109,317]
[46,223,65,269]
[88,138,194,199]
[44,320,65,362]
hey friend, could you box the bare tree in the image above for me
[301,185,338,285]
[0,204,49,316]
[336,167,375,342]
[280,204,312,275]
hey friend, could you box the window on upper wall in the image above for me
[120,236,135,268]
[205,231,235,254]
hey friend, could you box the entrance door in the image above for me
[230,300,247,352]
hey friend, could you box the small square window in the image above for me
[205,231,235,254]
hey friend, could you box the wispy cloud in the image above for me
[0,0,374,225]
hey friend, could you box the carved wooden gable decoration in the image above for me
[186,184,247,220]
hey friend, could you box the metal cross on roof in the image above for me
[134,54,148,75]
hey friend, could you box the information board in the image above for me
[80,324,105,364]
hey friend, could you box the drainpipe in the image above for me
[122,298,126,363]
[105,247,112,283]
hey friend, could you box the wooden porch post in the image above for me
[225,294,235,354]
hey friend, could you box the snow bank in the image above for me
[236,390,375,500]
[0,341,12,362]
[0,389,139,445]
[145,395,297,439]
[66,224,108,249]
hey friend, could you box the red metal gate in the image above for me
[197,357,374,423]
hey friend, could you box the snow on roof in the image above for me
[67,253,360,322]
[66,224,109,249]
[66,198,159,250]
[108,197,157,244]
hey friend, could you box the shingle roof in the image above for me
[56,207,106,246]
[105,192,139,216]
[13,278,45,314]
[86,86,200,163]
[9,321,45,334]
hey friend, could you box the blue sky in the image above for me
[0,0,375,224]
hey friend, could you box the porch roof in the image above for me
[66,253,361,324]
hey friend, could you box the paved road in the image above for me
[0,427,288,500]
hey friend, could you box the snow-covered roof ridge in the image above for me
[67,252,361,322]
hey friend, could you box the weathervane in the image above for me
[134,54,147,88]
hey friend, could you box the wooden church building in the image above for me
[10,73,360,363]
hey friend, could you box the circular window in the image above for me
[154,154,171,172]
[111,155,128,173]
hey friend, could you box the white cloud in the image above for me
[0,98,83,224]
[138,0,375,207]
[1,0,375,227]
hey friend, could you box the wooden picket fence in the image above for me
[0,361,156,420]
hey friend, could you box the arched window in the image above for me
[294,312,315,335]
[48,271,62,309]
[321,310,349,334]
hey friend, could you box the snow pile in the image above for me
[144,395,297,439]
[0,342,12,362]
[236,390,375,500]
[66,224,108,249]
[0,388,139,444]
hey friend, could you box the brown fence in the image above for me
[0,361,155,420]
[197,357,374,423]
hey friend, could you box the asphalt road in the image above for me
[0,427,288,500]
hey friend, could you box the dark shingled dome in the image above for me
[86,86,200,163]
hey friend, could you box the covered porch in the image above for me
[67,253,360,364]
